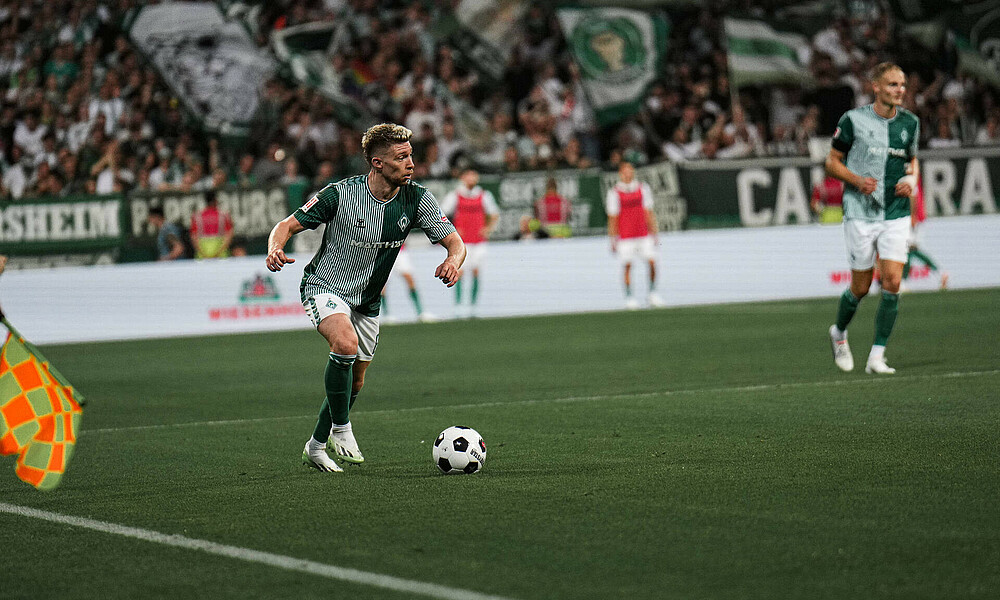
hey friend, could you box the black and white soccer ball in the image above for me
[433,426,486,474]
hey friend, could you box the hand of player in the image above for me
[266,248,294,272]
[894,181,913,198]
[856,176,877,195]
[435,261,461,287]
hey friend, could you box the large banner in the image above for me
[127,2,275,136]
[557,8,669,125]
[126,184,305,261]
[677,148,1000,227]
[2,148,998,268]
[0,194,125,268]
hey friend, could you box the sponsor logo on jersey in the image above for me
[867,147,908,158]
[349,239,405,249]
[900,129,908,143]
[397,214,410,231]
[833,127,841,138]
[438,209,450,223]
[356,217,366,228]
[301,196,319,212]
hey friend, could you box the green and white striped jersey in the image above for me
[831,104,920,221]
[293,175,456,316]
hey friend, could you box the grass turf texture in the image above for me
[2,288,998,599]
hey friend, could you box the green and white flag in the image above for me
[724,17,812,88]
[557,8,669,126]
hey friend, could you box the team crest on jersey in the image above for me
[900,129,908,143]
[397,214,410,231]
[301,196,319,212]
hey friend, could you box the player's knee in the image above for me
[881,276,901,293]
[329,335,359,356]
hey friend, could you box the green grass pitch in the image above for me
[2,288,999,599]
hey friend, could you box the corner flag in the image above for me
[0,316,84,490]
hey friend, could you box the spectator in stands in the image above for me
[232,153,257,188]
[13,110,46,158]
[2,145,29,199]
[148,206,187,261]
[928,120,961,149]
[191,190,234,259]
[535,177,572,238]
[280,156,308,186]
[975,114,1000,146]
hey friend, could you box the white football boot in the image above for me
[865,355,896,375]
[328,423,364,464]
[625,297,641,310]
[302,440,343,473]
[829,325,854,372]
[647,292,665,308]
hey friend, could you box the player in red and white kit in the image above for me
[605,161,663,309]
[441,169,500,317]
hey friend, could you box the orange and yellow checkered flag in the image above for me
[0,318,83,491]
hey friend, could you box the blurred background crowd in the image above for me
[0,0,996,201]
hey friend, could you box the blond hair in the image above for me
[871,62,903,82]
[361,123,412,164]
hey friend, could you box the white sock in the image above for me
[330,421,352,434]
[869,345,885,361]
[831,325,847,341]
[307,438,325,451]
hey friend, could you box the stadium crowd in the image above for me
[0,0,996,201]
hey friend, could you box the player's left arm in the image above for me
[435,231,466,287]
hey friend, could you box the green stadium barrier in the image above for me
[2,147,996,267]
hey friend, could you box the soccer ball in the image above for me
[433,426,486,474]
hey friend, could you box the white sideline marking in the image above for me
[82,369,1000,436]
[0,502,515,600]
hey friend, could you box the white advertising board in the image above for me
[3,215,999,345]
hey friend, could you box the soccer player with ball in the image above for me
[265,123,466,473]
[826,63,920,375]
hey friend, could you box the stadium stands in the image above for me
[0,0,995,201]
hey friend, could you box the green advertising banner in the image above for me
[675,148,1000,228]
[0,193,125,268]
[125,184,307,261]
[2,148,997,269]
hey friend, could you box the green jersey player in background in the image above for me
[266,123,466,473]
[825,63,919,375]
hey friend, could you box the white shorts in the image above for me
[616,236,657,264]
[392,248,414,275]
[843,217,909,270]
[464,242,487,270]
[302,293,380,362]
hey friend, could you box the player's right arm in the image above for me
[826,113,876,195]
[824,112,878,196]
[825,149,876,195]
[265,215,305,272]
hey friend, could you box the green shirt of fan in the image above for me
[831,104,920,222]
[293,175,456,317]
